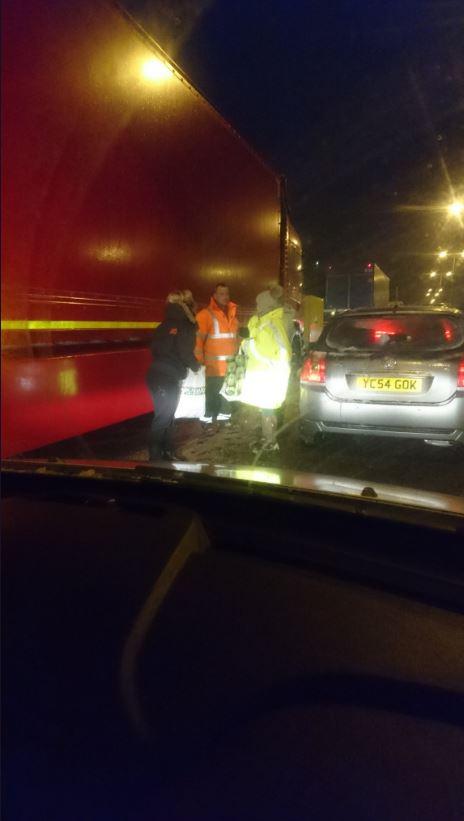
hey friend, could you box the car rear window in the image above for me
[325,314,464,353]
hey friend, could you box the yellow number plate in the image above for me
[356,376,423,393]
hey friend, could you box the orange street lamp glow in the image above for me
[447,201,464,218]
[141,57,173,82]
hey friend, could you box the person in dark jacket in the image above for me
[146,290,200,461]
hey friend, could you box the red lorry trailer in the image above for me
[1,0,301,458]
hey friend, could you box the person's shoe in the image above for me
[200,415,213,423]
[161,450,179,462]
[266,442,280,453]
[252,441,279,455]
[250,439,264,453]
[217,413,232,421]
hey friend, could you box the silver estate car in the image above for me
[300,306,464,447]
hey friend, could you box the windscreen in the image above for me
[2,0,464,513]
[326,315,464,353]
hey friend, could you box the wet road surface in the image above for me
[26,400,464,498]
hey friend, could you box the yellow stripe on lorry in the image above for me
[1,320,159,331]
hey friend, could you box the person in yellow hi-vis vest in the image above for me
[195,283,239,422]
[240,285,292,453]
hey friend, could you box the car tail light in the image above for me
[457,359,464,389]
[300,353,326,384]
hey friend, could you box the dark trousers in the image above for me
[205,376,226,420]
[148,376,181,460]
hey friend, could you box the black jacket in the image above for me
[147,302,200,383]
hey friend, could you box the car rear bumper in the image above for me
[300,387,464,444]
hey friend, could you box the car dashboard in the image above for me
[2,462,464,820]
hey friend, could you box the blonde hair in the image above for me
[166,289,193,305]
[165,289,197,323]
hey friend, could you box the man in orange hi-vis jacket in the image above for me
[195,283,239,422]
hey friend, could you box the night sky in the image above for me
[124,0,464,304]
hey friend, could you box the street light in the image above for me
[447,201,464,218]
[426,248,463,306]
[141,57,174,82]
